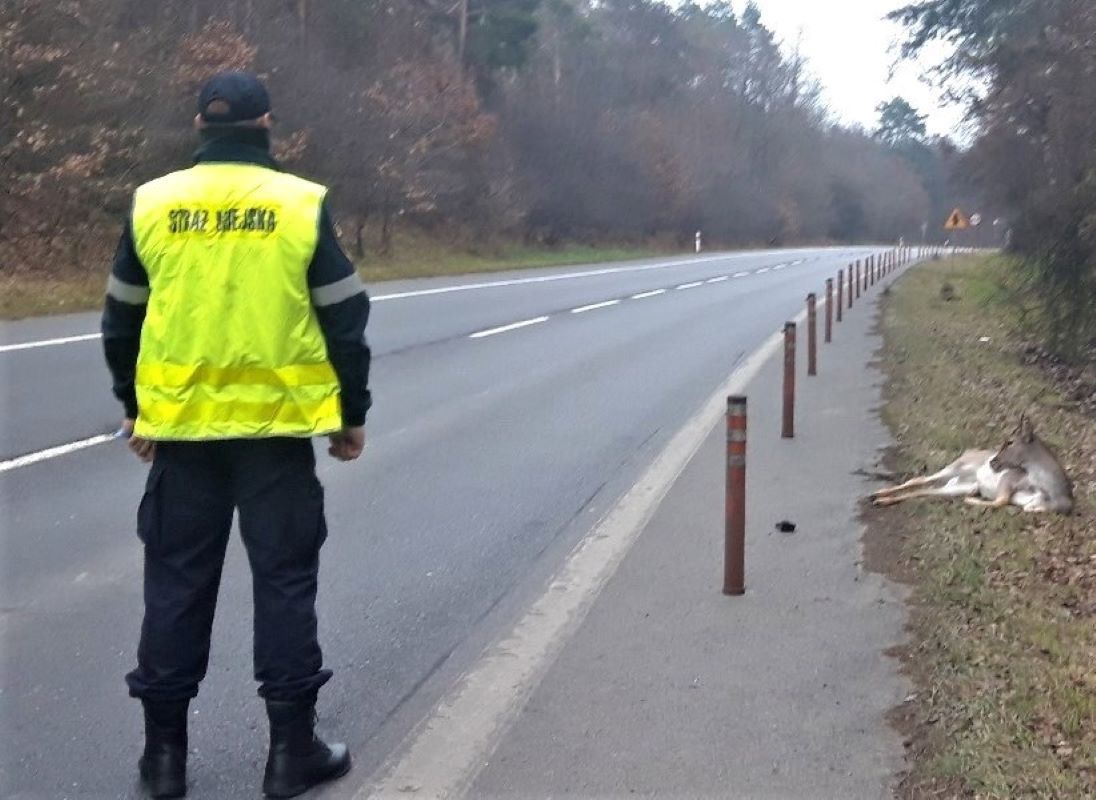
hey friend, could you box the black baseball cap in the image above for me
[197,71,271,125]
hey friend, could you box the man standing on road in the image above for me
[101,72,371,799]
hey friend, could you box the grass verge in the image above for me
[0,271,112,320]
[354,227,666,283]
[868,255,1095,798]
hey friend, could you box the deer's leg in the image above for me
[874,486,950,506]
[966,477,1017,508]
[871,460,971,498]
[977,471,1023,509]
[871,473,942,498]
[963,496,997,507]
[875,479,978,507]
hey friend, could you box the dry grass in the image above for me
[0,271,110,319]
[875,255,1095,799]
[353,225,667,283]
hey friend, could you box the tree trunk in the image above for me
[458,0,468,65]
[380,206,392,257]
[354,215,367,258]
[552,23,562,108]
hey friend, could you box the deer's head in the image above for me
[990,413,1037,471]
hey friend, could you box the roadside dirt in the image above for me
[862,258,1095,799]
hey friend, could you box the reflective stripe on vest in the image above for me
[130,162,342,440]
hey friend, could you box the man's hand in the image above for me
[122,418,156,463]
[328,426,365,462]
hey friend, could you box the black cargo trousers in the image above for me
[125,438,332,703]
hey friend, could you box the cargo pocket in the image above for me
[311,479,329,550]
[136,460,165,550]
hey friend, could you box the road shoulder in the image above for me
[465,266,911,798]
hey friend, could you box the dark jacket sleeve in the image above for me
[308,202,372,427]
[101,219,149,419]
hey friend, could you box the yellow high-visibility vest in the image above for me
[130,162,342,440]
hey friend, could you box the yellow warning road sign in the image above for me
[944,208,970,230]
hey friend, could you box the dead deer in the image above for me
[870,415,1073,513]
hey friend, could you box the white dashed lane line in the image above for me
[2,252,819,469]
[571,300,620,314]
[474,256,809,341]
[3,252,834,353]
[370,253,735,302]
[3,251,892,472]
[469,316,550,339]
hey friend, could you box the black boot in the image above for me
[138,699,188,798]
[262,698,351,798]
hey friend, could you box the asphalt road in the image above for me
[1,246,879,799]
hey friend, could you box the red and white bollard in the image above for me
[836,269,844,323]
[724,396,747,596]
[807,293,817,376]
[824,278,833,343]
[782,322,796,439]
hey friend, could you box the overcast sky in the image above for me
[668,0,969,139]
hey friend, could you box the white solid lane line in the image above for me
[1,256,868,472]
[371,253,737,302]
[0,333,102,354]
[4,247,850,352]
[0,256,737,353]
[0,434,116,474]
[571,300,620,314]
[1,252,869,473]
[468,316,550,339]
